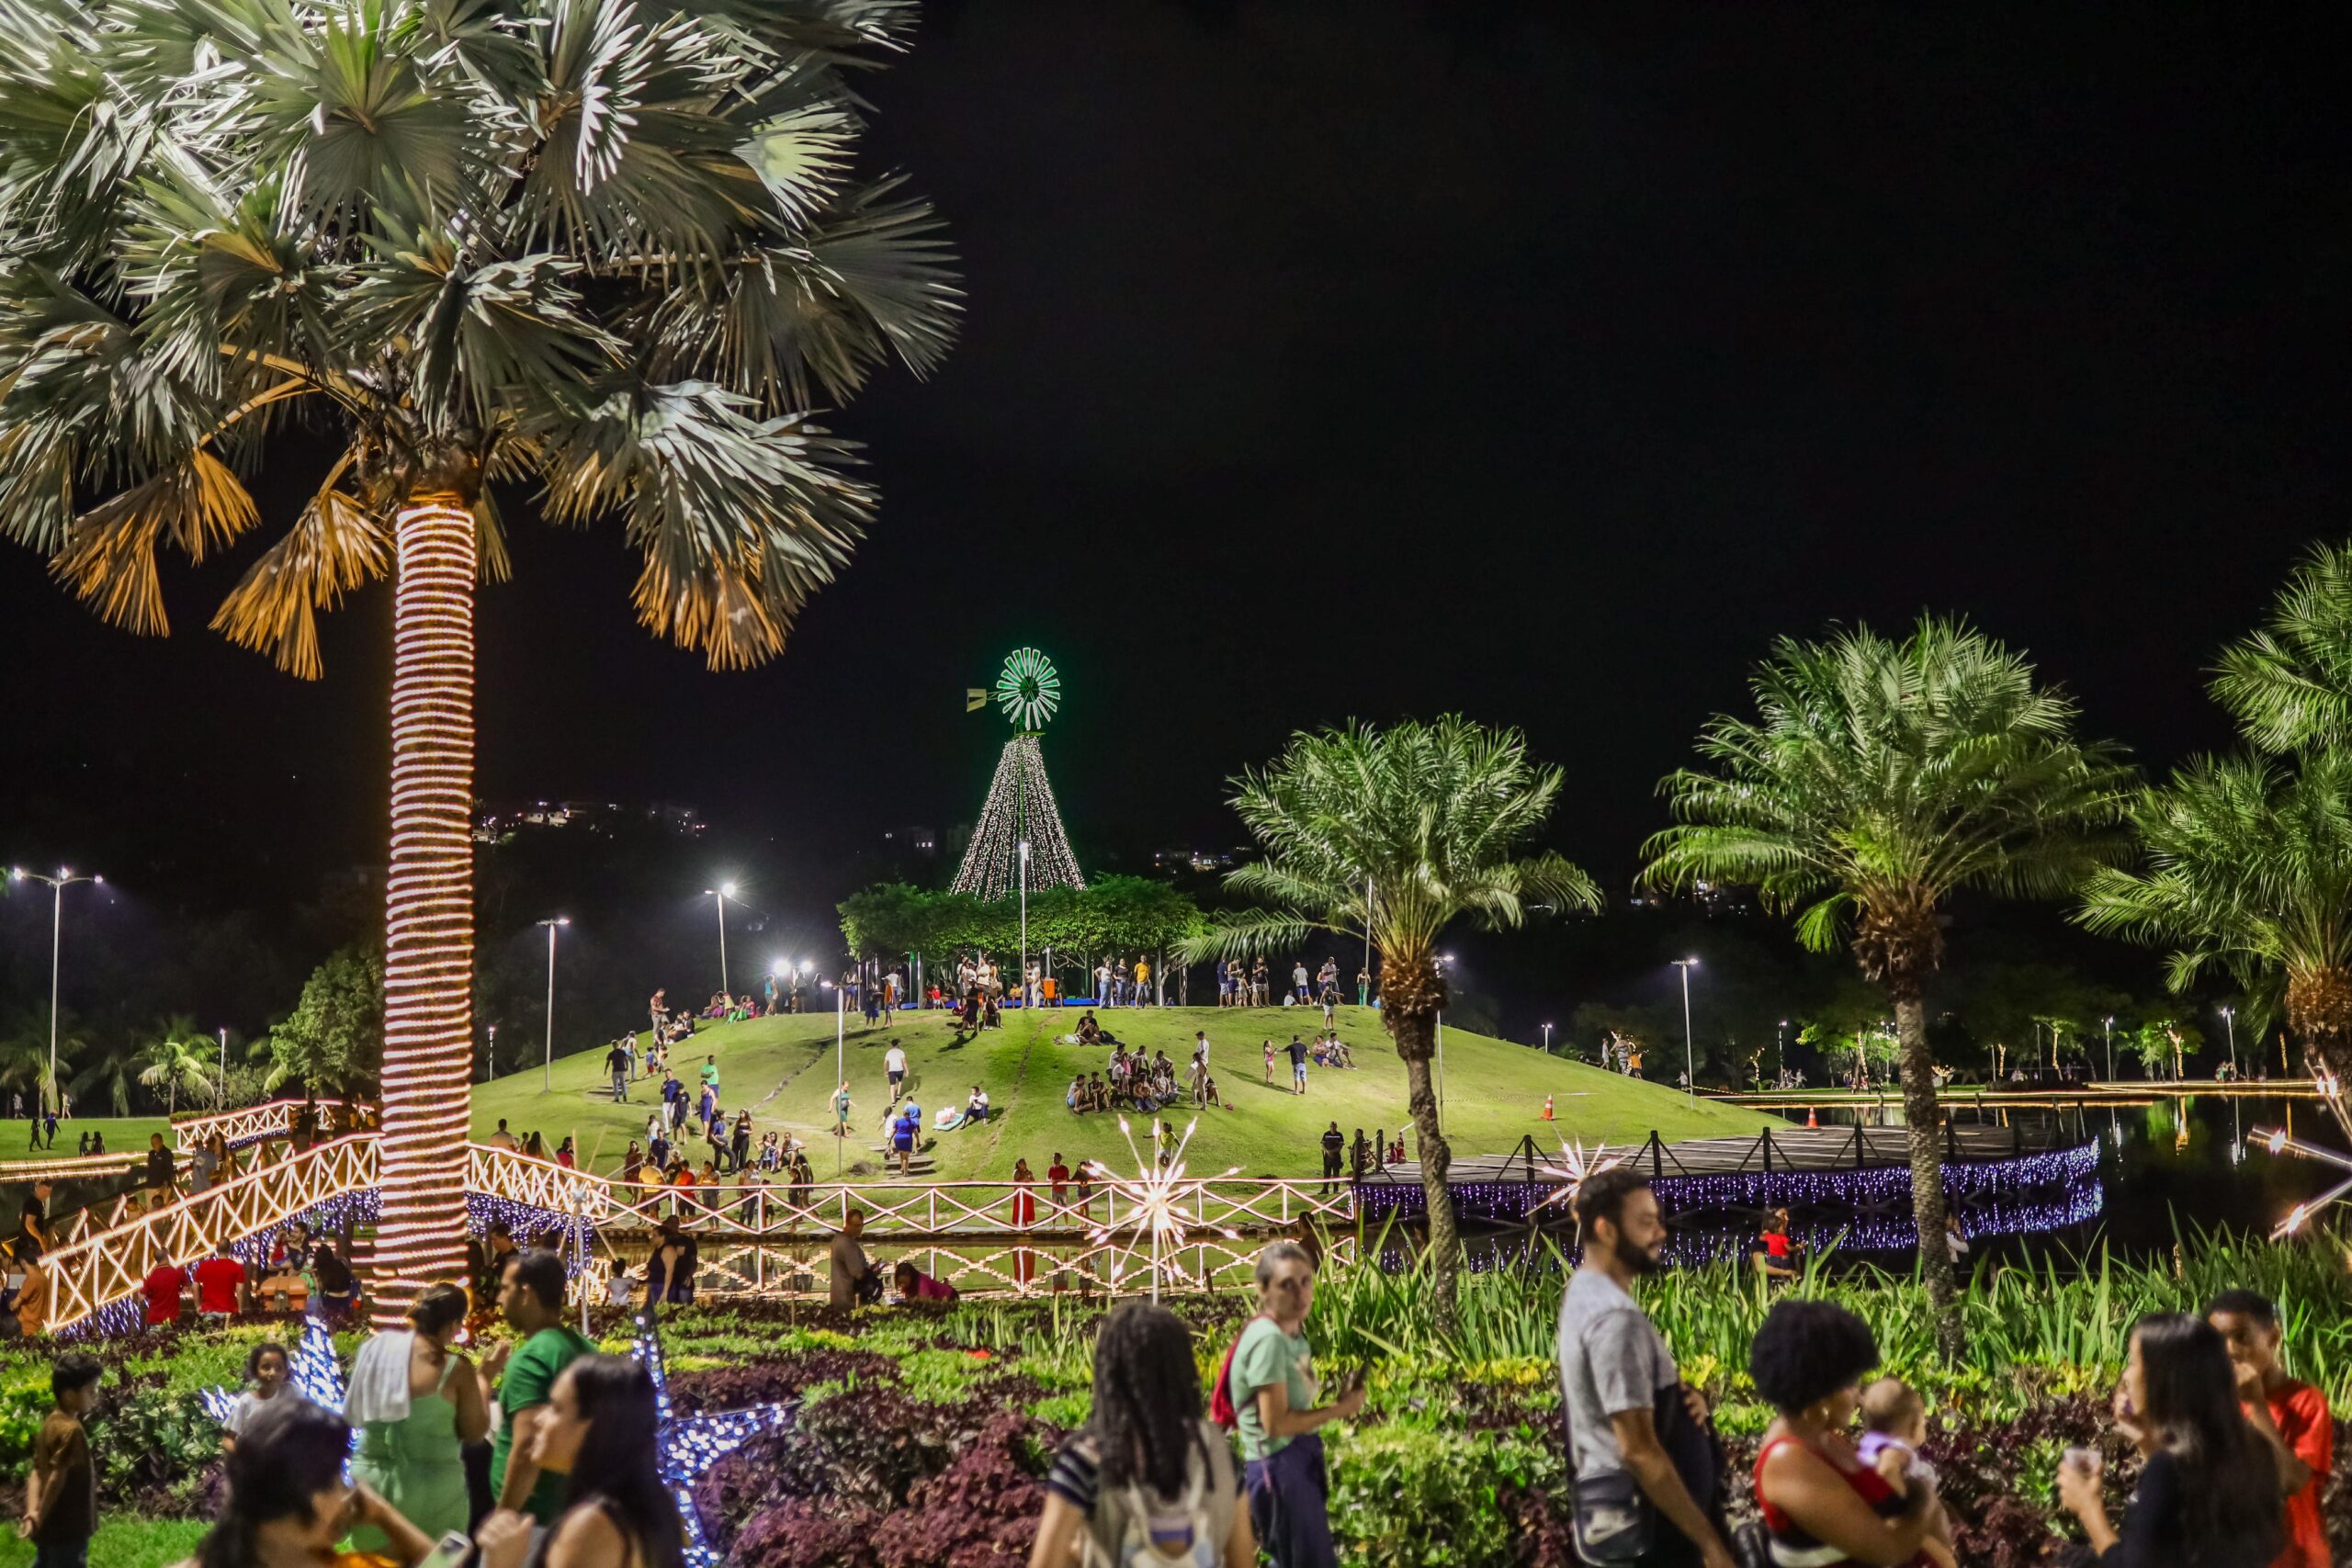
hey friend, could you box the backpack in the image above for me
[1208,1314,1272,1429]
[1079,1423,1238,1567]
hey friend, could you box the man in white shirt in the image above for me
[1292,961,1310,1002]
[1193,1032,1212,1073]
[884,1042,909,1103]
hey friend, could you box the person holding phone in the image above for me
[2057,1313,2282,1567]
[177,1399,435,1568]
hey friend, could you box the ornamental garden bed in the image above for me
[6,1234,2352,1567]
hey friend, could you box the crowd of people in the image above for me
[1557,1165,2324,1568]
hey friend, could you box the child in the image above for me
[223,1342,296,1451]
[24,1351,100,1566]
[1263,1040,1276,1083]
[605,1257,634,1309]
[1858,1378,1957,1568]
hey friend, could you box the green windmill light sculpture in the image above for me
[951,649,1086,898]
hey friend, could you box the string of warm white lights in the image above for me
[1080,1116,1240,1300]
[949,734,1085,898]
[378,502,479,1321]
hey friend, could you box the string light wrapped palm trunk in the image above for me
[375,498,478,1321]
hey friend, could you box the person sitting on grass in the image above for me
[1087,1073,1111,1113]
[1203,1075,1222,1109]
[1075,1011,1104,1046]
[1067,1075,1087,1113]
[967,1085,991,1123]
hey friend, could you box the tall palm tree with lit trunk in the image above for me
[1645,619,2133,1354]
[0,0,957,1314]
[2080,750,2352,1136]
[1180,717,1600,1334]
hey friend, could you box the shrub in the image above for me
[1328,1422,1513,1567]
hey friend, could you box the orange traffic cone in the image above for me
[1806,1106,1819,1128]
[1542,1094,1555,1122]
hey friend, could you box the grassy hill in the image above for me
[469,1005,1775,1181]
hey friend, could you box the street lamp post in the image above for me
[537,918,569,1092]
[217,1026,229,1109]
[831,980,844,1178]
[1017,840,1031,1007]
[1672,958,1699,1099]
[10,867,101,1116]
[1434,953,1454,1131]
[2103,1015,2115,1083]
[1541,1022,1554,1055]
[700,884,738,997]
[2221,1005,2237,1080]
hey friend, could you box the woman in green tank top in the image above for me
[346,1282,490,1548]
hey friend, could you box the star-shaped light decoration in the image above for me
[1081,1115,1240,1302]
[2249,1121,2352,1239]
[1529,1136,1626,1222]
[633,1311,792,1568]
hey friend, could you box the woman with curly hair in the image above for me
[2058,1313,2282,1567]
[1749,1299,1951,1567]
[1027,1301,1252,1567]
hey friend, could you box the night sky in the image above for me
[3,4,2346,980]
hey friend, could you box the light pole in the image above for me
[2221,1005,2237,1080]
[831,979,844,1178]
[703,883,737,996]
[1018,840,1030,1008]
[10,867,101,1116]
[1434,953,1453,1131]
[217,1026,229,1108]
[1541,1022,1554,1055]
[486,1023,496,1083]
[537,917,569,1092]
[1672,957,1699,1099]
[2103,1015,2115,1083]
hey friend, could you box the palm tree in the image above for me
[1645,619,2133,1349]
[0,1,956,1303]
[2211,540,2352,751]
[2079,750,2352,1131]
[137,1019,220,1117]
[1179,717,1600,1332]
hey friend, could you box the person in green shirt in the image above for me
[1229,1240,1363,1568]
[482,1250,594,1525]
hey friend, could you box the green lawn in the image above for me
[469,1005,1775,1180]
[0,1517,207,1568]
[0,1114,172,1157]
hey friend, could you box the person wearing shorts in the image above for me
[885,1041,908,1102]
[1287,1034,1310,1094]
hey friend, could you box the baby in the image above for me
[1857,1379,1956,1568]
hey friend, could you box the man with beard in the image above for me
[1557,1168,1733,1568]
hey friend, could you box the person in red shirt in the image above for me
[2211,1289,2333,1568]
[1754,1207,1802,1283]
[1047,1153,1071,1214]
[191,1239,248,1318]
[140,1260,186,1325]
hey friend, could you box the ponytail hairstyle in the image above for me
[196,1399,353,1568]
[1088,1302,1206,1499]
[560,1354,684,1568]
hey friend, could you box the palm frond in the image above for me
[2211,540,2352,751]
[51,447,260,633]
[209,475,391,679]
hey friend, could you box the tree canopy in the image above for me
[266,943,384,1099]
[838,876,1204,968]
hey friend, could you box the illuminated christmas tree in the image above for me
[952,649,1086,898]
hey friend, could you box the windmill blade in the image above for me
[966,688,988,712]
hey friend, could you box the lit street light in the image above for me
[2221,1005,2237,1080]
[1672,957,1700,1099]
[10,867,102,1115]
[703,883,738,995]
[2103,1014,2115,1083]
[217,1025,229,1109]
[1541,1021,1554,1055]
[1018,840,1031,1008]
[1435,953,1455,1129]
[537,917,569,1092]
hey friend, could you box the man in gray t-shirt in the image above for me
[1555,1168,1732,1568]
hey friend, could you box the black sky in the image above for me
[3,2,2346,930]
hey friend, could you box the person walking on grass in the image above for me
[22,1351,100,1568]
[1029,1301,1253,1568]
[1224,1241,1363,1568]
[1558,1168,1734,1568]
[605,1039,631,1103]
[1263,1040,1277,1085]
[832,1082,854,1139]
[885,1040,909,1103]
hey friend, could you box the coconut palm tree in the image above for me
[2080,750,2352,1132]
[1179,717,1600,1332]
[1645,619,2133,1350]
[0,0,956,1304]
[137,1019,219,1117]
[2211,540,2352,752]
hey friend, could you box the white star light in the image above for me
[1081,1115,1240,1301]
[1530,1136,1625,1220]
[634,1312,791,1568]
[2249,1124,2352,1239]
